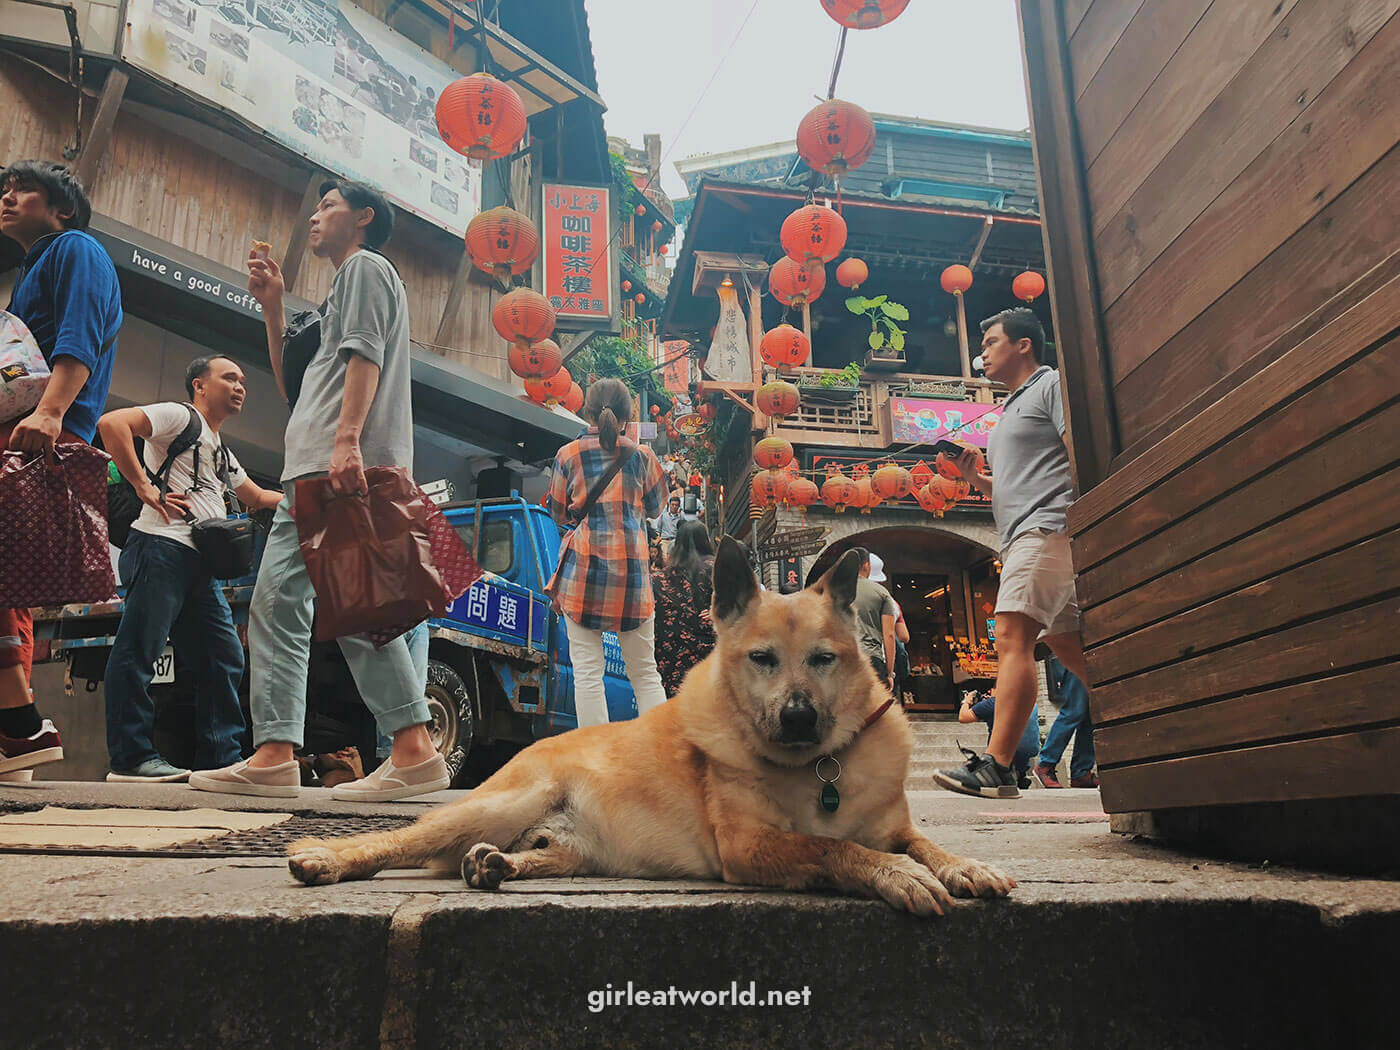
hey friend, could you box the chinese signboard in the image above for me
[124,0,482,236]
[446,578,545,649]
[889,398,1002,448]
[660,340,692,397]
[541,182,614,324]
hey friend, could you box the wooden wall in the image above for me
[1019,0,1400,817]
[0,61,522,387]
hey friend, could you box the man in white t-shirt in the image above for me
[96,356,282,782]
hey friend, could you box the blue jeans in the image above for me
[249,494,431,748]
[1014,707,1041,777]
[1040,659,1095,779]
[105,532,246,771]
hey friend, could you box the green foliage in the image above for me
[804,362,861,389]
[846,292,909,355]
[569,334,667,404]
[608,151,646,219]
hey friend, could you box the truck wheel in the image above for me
[425,659,474,786]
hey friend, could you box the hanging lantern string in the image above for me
[579,0,763,281]
[826,26,849,99]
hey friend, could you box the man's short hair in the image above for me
[979,307,1045,363]
[319,178,394,249]
[185,355,234,397]
[0,160,92,231]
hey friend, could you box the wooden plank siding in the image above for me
[1015,0,1400,822]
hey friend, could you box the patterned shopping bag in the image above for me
[0,442,117,607]
[0,311,51,426]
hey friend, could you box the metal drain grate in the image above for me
[0,814,415,859]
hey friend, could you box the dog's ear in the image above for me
[712,535,760,625]
[809,548,862,618]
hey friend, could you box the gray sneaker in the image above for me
[932,746,1021,799]
[107,758,190,783]
[329,754,451,802]
[188,759,300,798]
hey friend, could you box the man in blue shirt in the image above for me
[0,160,122,775]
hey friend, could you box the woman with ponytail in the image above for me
[544,379,669,726]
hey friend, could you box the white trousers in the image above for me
[563,614,669,728]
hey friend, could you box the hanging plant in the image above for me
[846,294,910,352]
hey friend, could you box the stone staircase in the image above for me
[906,710,1050,787]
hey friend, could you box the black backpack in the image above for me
[105,404,206,549]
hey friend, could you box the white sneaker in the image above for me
[188,759,300,798]
[329,754,450,802]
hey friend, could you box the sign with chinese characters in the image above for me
[778,555,804,594]
[446,578,544,647]
[123,0,481,236]
[541,182,614,324]
[889,398,1001,448]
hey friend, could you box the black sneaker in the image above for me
[932,746,1021,799]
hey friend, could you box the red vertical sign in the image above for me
[541,182,613,323]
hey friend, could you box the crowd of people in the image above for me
[0,159,1097,800]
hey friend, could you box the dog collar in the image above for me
[814,695,898,813]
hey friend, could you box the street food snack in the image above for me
[250,240,271,261]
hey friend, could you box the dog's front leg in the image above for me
[716,826,956,917]
[896,829,1017,900]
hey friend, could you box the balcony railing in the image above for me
[771,368,1005,449]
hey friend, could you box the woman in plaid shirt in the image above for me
[545,379,669,727]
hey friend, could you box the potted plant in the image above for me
[846,294,910,371]
[797,361,861,403]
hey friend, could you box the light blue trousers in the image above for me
[249,494,431,748]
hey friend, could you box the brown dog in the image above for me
[287,538,1015,915]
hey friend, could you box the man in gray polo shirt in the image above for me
[933,307,1091,799]
[191,179,448,803]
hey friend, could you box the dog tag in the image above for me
[819,782,840,813]
[815,755,842,814]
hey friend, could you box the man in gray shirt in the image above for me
[191,179,447,803]
[932,307,1091,799]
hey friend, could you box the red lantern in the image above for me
[786,477,820,512]
[752,470,789,507]
[872,463,913,500]
[768,257,826,307]
[915,483,947,515]
[756,380,801,421]
[819,0,911,30]
[930,475,968,507]
[759,324,811,369]
[651,220,663,233]
[563,382,584,414]
[622,280,632,293]
[493,288,556,351]
[634,293,646,304]
[936,447,985,480]
[435,73,527,161]
[464,206,538,281]
[1013,270,1046,303]
[836,258,868,289]
[796,99,877,177]
[781,204,847,274]
[754,436,794,471]
[650,405,661,417]
[822,472,856,512]
[658,244,669,256]
[508,337,562,381]
[635,203,646,216]
[940,264,974,296]
[524,366,571,406]
[850,477,874,513]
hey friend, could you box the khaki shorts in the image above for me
[995,529,1080,638]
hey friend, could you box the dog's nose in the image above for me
[779,696,819,740]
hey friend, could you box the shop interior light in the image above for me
[924,586,947,599]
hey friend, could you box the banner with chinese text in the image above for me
[541,182,614,324]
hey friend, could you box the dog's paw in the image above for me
[936,856,1017,899]
[461,842,516,890]
[871,855,956,917]
[288,845,343,886]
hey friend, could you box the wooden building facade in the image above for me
[1017,0,1399,862]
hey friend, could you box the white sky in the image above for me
[585,0,1031,199]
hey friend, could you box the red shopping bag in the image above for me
[0,443,117,607]
[293,466,481,644]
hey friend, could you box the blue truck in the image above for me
[32,495,640,785]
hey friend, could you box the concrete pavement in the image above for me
[0,782,1394,1049]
